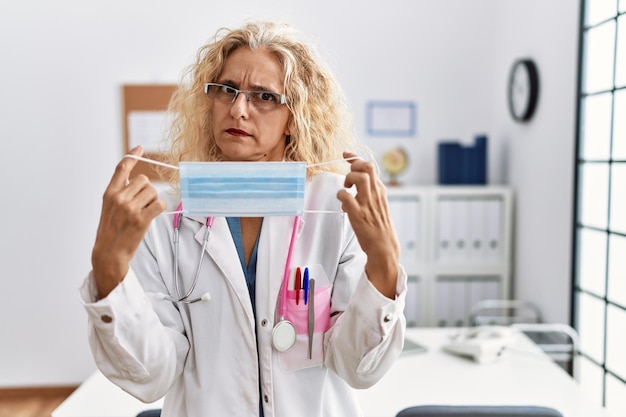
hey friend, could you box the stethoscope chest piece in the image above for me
[272,319,296,352]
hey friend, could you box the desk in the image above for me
[357,328,612,417]
[52,328,612,417]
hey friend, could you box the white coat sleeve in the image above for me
[323,226,408,389]
[79,241,190,403]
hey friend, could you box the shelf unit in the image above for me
[387,185,514,327]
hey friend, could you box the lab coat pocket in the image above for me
[278,284,331,372]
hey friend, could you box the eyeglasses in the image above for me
[204,83,287,111]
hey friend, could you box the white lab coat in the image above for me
[80,171,407,417]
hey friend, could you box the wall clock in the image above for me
[508,59,540,122]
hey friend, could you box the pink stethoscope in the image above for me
[161,202,300,352]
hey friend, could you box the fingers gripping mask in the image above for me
[123,154,360,217]
[179,161,306,217]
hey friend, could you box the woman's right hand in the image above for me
[91,146,166,299]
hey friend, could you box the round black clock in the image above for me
[508,59,540,122]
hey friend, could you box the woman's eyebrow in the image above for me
[219,78,279,92]
[217,79,237,87]
[249,83,279,92]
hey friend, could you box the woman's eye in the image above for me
[258,92,276,102]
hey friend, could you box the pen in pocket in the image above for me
[303,267,310,305]
[295,267,302,305]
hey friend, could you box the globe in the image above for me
[381,147,408,186]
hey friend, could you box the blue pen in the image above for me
[303,267,310,305]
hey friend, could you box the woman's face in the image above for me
[211,46,291,162]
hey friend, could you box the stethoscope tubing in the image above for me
[169,205,300,352]
[172,202,214,303]
[170,205,299,314]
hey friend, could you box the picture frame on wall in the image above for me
[366,101,417,137]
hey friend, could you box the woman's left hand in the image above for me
[336,151,400,299]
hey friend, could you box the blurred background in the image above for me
[0,0,581,392]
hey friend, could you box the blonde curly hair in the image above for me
[158,20,365,190]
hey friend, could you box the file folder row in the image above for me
[388,196,420,273]
[435,277,501,327]
[437,197,503,263]
[404,279,420,326]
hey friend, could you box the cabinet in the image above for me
[387,186,514,327]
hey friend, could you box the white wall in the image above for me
[492,3,581,324]
[0,0,580,386]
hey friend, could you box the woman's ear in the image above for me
[284,116,293,137]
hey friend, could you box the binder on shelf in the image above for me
[437,135,488,185]
[388,197,420,274]
[437,199,455,262]
[435,280,452,327]
[438,142,461,184]
[468,277,502,313]
[469,279,485,311]
[459,149,473,186]
[473,135,487,184]
[405,280,420,326]
[483,278,501,301]
[451,279,468,326]
[464,135,487,184]
[484,199,503,262]
[453,199,470,263]
[467,199,486,262]
[435,277,474,327]
[438,198,476,264]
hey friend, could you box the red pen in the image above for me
[295,267,302,305]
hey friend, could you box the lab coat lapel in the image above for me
[193,217,255,328]
[256,216,304,319]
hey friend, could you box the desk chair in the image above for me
[469,299,542,326]
[136,410,161,417]
[396,405,563,417]
[468,299,579,379]
[511,322,579,380]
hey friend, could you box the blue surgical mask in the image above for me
[123,154,361,217]
[178,161,306,217]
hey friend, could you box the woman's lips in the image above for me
[226,128,249,137]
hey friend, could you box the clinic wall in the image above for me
[491,3,580,324]
[0,0,578,386]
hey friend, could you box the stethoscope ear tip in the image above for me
[149,292,211,303]
[185,292,212,304]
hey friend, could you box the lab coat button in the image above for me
[261,319,268,327]
[264,394,269,403]
[383,314,392,323]
[101,314,113,323]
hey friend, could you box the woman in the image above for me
[82,20,406,417]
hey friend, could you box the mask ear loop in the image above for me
[123,153,362,171]
[123,154,180,170]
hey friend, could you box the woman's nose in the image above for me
[230,92,250,119]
